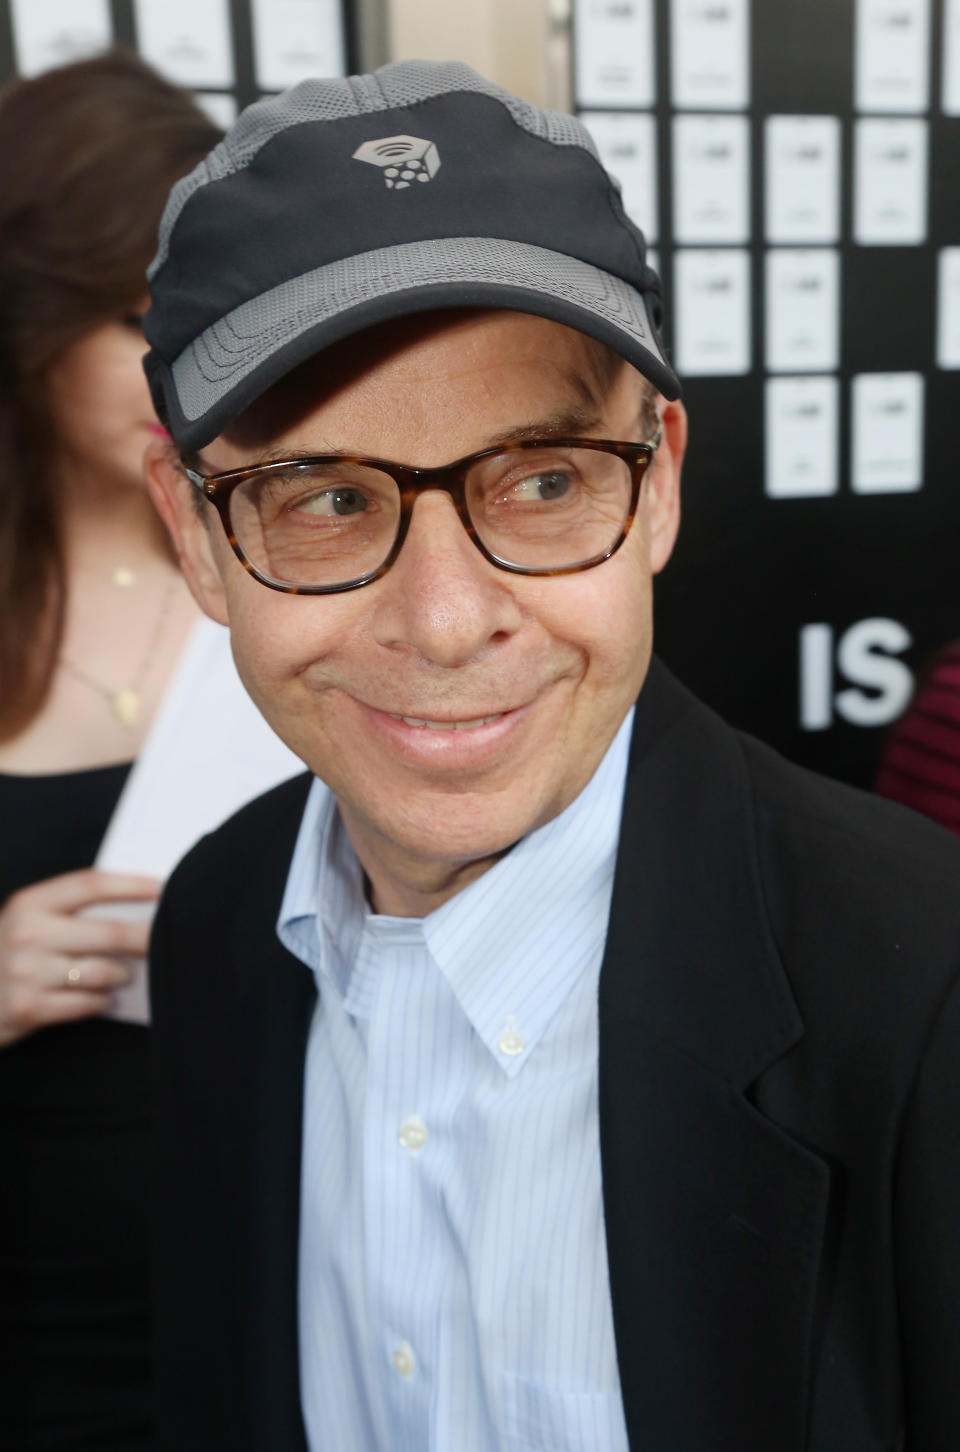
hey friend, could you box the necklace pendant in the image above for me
[110,688,140,728]
[111,566,136,588]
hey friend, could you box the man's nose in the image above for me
[371,490,523,667]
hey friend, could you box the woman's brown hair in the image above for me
[0,49,221,740]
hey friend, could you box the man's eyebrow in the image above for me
[194,408,608,473]
[193,443,334,473]
[479,406,607,449]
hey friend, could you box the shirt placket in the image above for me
[361,921,446,1451]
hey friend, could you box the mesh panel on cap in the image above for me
[373,59,594,153]
[149,61,598,279]
[170,236,660,423]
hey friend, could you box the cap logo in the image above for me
[352,135,441,189]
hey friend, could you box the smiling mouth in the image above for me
[387,712,506,732]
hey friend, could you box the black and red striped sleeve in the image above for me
[876,643,960,839]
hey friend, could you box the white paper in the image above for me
[673,114,750,245]
[252,0,346,90]
[854,118,928,245]
[851,372,925,493]
[937,247,960,367]
[764,116,841,245]
[580,112,658,241]
[195,91,239,129]
[10,0,111,76]
[765,249,840,374]
[670,0,750,110]
[765,376,839,498]
[675,248,751,376]
[133,0,233,89]
[944,0,960,114]
[855,0,931,113]
[94,619,303,1024]
[574,0,656,108]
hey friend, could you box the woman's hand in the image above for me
[0,870,161,1047]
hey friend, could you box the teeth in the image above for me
[388,713,504,731]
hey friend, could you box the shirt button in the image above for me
[498,1026,525,1057]
[397,1116,429,1153]
[392,1341,416,1378]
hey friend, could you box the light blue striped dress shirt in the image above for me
[277,708,635,1452]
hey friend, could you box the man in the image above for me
[142,61,960,1452]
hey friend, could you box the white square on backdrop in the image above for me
[580,112,658,241]
[855,0,931,113]
[251,0,345,91]
[11,0,111,77]
[765,250,840,374]
[134,0,233,89]
[944,0,960,114]
[195,92,238,129]
[764,116,841,245]
[765,376,839,498]
[673,114,750,245]
[937,247,960,368]
[674,248,751,376]
[670,0,750,111]
[853,117,928,245]
[574,0,656,109]
[852,373,925,492]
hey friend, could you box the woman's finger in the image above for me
[47,954,136,993]
[10,868,161,915]
[32,984,119,1027]
[30,913,152,959]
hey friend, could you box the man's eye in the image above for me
[509,471,570,501]
[296,487,369,516]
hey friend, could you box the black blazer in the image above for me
[150,662,960,1451]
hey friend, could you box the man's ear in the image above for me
[646,395,686,576]
[144,440,230,625]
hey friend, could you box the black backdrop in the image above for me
[575,0,960,788]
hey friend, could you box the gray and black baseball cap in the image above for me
[144,59,680,452]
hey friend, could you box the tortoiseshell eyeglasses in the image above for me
[182,432,662,595]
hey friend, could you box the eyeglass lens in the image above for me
[227,445,636,589]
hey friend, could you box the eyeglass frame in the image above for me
[181,431,663,595]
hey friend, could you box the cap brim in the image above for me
[154,236,681,451]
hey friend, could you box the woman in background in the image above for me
[0,52,220,1448]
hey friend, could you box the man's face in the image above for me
[149,312,684,912]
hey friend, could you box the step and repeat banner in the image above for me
[0,0,350,124]
[575,0,960,788]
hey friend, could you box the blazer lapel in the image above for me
[599,662,831,1452]
[218,782,317,1452]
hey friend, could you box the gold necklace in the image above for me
[60,575,177,728]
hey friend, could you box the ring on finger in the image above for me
[65,965,83,988]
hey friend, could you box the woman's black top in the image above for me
[0,763,152,1451]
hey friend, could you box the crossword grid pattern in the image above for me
[573,0,960,787]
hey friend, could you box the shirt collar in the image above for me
[424,708,633,1076]
[278,708,634,1077]
[278,780,366,1002]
